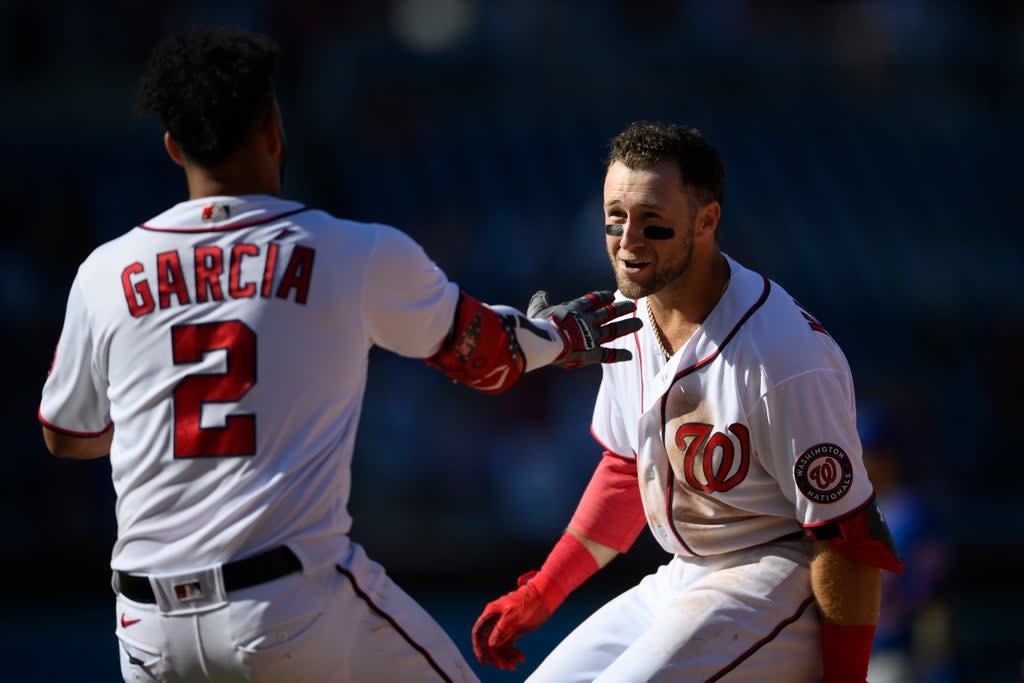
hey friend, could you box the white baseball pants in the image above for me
[526,539,821,683]
[114,540,478,683]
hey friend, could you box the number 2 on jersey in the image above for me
[172,321,256,458]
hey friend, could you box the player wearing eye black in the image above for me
[472,121,903,683]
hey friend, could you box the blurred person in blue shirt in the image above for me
[859,402,956,683]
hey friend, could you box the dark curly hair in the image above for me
[136,27,279,166]
[607,121,726,211]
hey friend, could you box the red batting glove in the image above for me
[471,571,552,671]
[472,534,599,671]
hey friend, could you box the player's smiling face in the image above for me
[604,160,696,300]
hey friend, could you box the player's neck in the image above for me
[647,251,730,352]
[185,180,281,200]
[182,152,283,200]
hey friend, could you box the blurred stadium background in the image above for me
[3,0,1021,680]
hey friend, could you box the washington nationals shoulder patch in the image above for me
[793,443,853,503]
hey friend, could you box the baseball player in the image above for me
[37,28,641,683]
[472,121,904,682]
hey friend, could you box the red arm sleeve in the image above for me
[567,450,648,554]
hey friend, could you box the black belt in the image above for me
[116,546,302,603]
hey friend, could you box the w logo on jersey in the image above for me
[673,422,751,493]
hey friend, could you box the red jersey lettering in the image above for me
[118,243,315,317]
[261,242,279,298]
[157,250,191,309]
[229,244,259,299]
[121,262,155,317]
[194,246,225,303]
[276,245,315,304]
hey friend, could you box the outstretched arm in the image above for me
[425,289,641,394]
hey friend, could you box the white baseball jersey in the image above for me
[39,195,460,576]
[593,253,873,558]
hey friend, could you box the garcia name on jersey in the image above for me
[120,239,315,316]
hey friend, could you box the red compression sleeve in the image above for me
[568,451,647,553]
[820,623,875,683]
[525,533,600,613]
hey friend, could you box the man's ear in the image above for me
[696,202,721,237]
[164,132,186,167]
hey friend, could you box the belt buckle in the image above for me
[151,567,227,614]
[172,578,205,602]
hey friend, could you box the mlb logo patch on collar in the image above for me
[201,203,231,221]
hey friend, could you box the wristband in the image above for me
[526,533,600,613]
[485,304,565,372]
[820,622,875,683]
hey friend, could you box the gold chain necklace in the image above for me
[645,296,673,360]
[645,279,731,361]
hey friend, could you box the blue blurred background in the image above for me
[4,1,1021,681]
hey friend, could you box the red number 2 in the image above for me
[172,321,257,457]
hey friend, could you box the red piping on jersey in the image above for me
[590,308,643,460]
[632,307,644,413]
[335,564,456,683]
[800,492,876,529]
[704,594,816,682]
[139,207,311,233]
[661,275,772,556]
[37,409,113,437]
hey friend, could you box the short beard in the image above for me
[609,230,694,300]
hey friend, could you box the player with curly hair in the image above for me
[472,121,904,682]
[38,27,640,683]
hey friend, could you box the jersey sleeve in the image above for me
[38,270,112,435]
[362,224,459,358]
[750,369,872,526]
[591,363,635,459]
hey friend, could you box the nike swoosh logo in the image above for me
[120,613,141,628]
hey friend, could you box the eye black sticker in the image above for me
[642,226,674,240]
[604,225,675,240]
